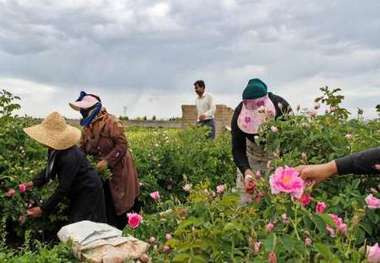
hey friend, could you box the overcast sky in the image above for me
[1,0,379,119]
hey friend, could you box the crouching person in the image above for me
[7,112,106,223]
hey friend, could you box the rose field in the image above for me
[1,87,380,262]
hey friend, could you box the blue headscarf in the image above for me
[76,91,102,127]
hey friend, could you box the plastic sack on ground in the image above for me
[57,220,150,263]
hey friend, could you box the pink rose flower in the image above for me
[240,192,253,205]
[307,110,317,118]
[18,183,26,193]
[5,188,16,197]
[269,166,305,199]
[328,213,347,236]
[254,241,261,254]
[255,170,262,179]
[150,191,160,201]
[330,214,343,226]
[127,213,143,229]
[271,126,279,133]
[268,251,277,263]
[266,222,274,233]
[337,223,347,235]
[182,184,192,192]
[315,201,327,214]
[216,184,225,194]
[366,194,380,209]
[281,213,289,224]
[367,243,380,263]
[163,245,171,254]
[304,237,312,246]
[345,133,353,139]
[255,192,264,204]
[298,193,312,206]
[326,226,336,237]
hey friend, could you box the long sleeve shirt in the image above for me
[336,147,380,175]
[33,146,103,214]
[231,92,292,174]
[195,93,216,121]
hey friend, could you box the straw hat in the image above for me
[24,112,81,150]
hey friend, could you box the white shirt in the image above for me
[195,93,216,121]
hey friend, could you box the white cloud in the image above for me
[0,0,379,119]
[0,78,57,95]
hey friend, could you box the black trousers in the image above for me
[198,119,216,139]
[103,180,141,230]
[70,185,107,224]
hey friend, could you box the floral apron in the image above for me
[236,139,274,190]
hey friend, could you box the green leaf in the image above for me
[175,217,203,233]
[281,236,305,254]
[191,255,209,263]
[315,243,333,261]
[352,227,366,246]
[360,222,373,235]
[312,214,327,234]
[173,253,191,262]
[263,234,276,251]
[319,214,334,226]
[223,222,243,232]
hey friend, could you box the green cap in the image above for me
[242,78,268,100]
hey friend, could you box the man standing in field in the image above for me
[194,80,216,139]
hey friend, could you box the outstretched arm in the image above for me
[297,147,380,183]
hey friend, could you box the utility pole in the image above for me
[123,106,127,117]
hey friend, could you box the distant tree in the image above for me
[152,115,156,121]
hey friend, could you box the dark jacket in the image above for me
[336,147,380,175]
[231,92,292,174]
[33,146,106,223]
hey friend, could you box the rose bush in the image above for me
[128,124,236,212]
[123,87,380,262]
[1,87,380,262]
[0,89,236,259]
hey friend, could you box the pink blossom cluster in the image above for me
[367,243,380,263]
[326,214,347,237]
[270,166,304,199]
[366,194,380,209]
